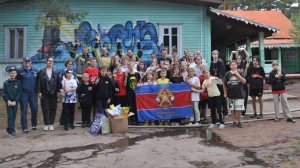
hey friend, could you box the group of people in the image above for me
[3,38,297,138]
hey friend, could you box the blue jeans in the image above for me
[20,91,38,129]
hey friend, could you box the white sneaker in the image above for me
[49,125,54,131]
[219,124,225,129]
[43,125,49,131]
[188,122,194,126]
[194,122,201,126]
[208,124,216,129]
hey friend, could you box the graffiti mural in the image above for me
[75,20,162,60]
[14,20,162,73]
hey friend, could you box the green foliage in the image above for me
[290,8,300,43]
[220,0,299,18]
[25,0,87,30]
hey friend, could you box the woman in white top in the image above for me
[61,69,78,131]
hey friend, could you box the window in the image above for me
[159,24,182,56]
[5,26,27,61]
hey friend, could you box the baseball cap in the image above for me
[23,57,31,62]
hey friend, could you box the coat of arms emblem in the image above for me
[156,88,175,108]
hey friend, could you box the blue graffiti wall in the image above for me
[21,21,162,73]
[75,20,162,59]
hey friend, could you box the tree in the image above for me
[220,0,299,18]
[290,8,300,43]
[24,0,87,30]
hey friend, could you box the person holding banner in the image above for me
[223,60,247,128]
[187,68,201,126]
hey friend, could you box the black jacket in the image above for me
[210,59,226,79]
[269,69,287,91]
[3,79,21,101]
[37,68,61,95]
[77,83,93,107]
[95,75,113,100]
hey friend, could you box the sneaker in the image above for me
[43,125,49,131]
[23,129,29,134]
[49,125,54,131]
[70,124,75,129]
[286,118,296,123]
[274,118,280,122]
[32,126,37,130]
[257,114,263,119]
[219,124,225,129]
[6,131,15,139]
[86,122,91,128]
[11,132,16,138]
[64,125,68,131]
[250,113,257,118]
[208,124,216,129]
[237,122,243,128]
[194,122,201,126]
[232,122,237,128]
[187,122,194,126]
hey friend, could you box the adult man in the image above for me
[37,57,61,131]
[17,57,39,133]
[71,36,99,79]
[179,48,189,62]
[117,39,143,60]
[84,58,99,119]
[158,49,172,65]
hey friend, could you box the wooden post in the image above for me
[259,32,265,67]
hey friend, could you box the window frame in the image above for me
[158,24,182,57]
[4,26,27,62]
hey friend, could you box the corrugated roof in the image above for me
[222,10,292,39]
[210,8,279,33]
[252,39,295,45]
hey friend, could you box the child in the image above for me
[77,73,94,128]
[124,62,141,124]
[269,61,296,123]
[180,61,188,82]
[95,67,113,114]
[246,56,265,119]
[223,60,247,128]
[3,66,21,138]
[147,59,158,72]
[198,65,209,124]
[143,71,157,126]
[157,68,170,84]
[187,68,201,126]
[61,70,78,131]
[112,63,127,106]
[144,71,157,85]
[170,66,184,83]
[193,69,224,129]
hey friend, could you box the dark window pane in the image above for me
[163,36,169,48]
[9,29,15,58]
[18,29,24,58]
[172,28,177,35]
[172,36,177,47]
[164,28,169,34]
